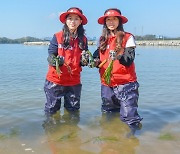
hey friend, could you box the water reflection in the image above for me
[98,113,139,154]
[42,111,140,153]
[42,110,88,154]
[80,113,140,153]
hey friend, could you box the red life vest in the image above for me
[46,31,87,86]
[99,32,137,87]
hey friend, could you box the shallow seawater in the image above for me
[0,44,180,154]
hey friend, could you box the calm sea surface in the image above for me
[0,44,180,154]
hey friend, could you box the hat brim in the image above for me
[59,12,88,25]
[98,15,128,25]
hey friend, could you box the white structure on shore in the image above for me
[24,41,50,45]
[23,41,96,46]
[136,40,180,46]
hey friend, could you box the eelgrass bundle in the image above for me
[102,59,113,85]
[53,56,62,78]
[86,50,95,68]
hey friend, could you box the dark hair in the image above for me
[99,8,124,52]
[62,7,86,50]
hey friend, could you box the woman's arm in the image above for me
[48,34,58,56]
[118,35,136,66]
[118,47,135,66]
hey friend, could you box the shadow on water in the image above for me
[42,111,140,154]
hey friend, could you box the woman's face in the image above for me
[66,14,82,32]
[105,16,119,31]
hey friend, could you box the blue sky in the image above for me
[1,0,180,39]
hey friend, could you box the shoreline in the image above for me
[23,41,97,46]
[23,40,180,46]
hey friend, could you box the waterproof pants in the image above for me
[44,80,82,114]
[101,82,142,126]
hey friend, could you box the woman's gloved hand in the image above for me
[93,58,100,67]
[80,50,89,66]
[47,54,64,66]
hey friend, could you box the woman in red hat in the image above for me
[44,7,89,115]
[93,8,143,135]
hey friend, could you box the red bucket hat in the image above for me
[98,9,128,25]
[59,8,88,25]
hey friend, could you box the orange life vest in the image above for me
[46,31,87,86]
[99,32,137,87]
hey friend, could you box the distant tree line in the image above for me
[0,37,44,44]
